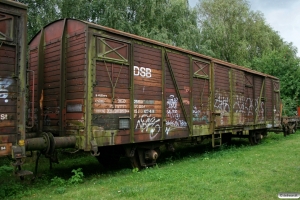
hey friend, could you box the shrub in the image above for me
[68,168,84,184]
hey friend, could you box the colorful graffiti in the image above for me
[214,92,266,125]
[165,95,187,135]
[135,114,161,140]
[192,106,209,123]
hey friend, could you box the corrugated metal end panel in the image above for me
[0,0,27,156]
[29,19,87,144]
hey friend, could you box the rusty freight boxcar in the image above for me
[26,18,281,168]
[0,0,27,158]
[0,1,76,177]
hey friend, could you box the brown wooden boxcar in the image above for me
[28,18,281,167]
[0,0,27,157]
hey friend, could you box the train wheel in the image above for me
[248,132,255,145]
[283,127,287,137]
[249,132,261,145]
[287,128,292,135]
[256,133,262,143]
[130,152,142,170]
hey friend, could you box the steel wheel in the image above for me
[129,152,142,170]
[249,132,261,145]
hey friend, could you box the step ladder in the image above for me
[212,132,222,147]
[12,157,33,179]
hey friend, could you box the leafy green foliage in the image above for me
[51,176,66,186]
[50,168,84,188]
[17,0,60,42]
[0,181,23,199]
[132,168,139,173]
[0,165,13,175]
[0,165,16,198]
[68,168,84,184]
[54,187,66,194]
[18,0,206,54]
[197,0,281,65]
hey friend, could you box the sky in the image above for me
[189,0,300,57]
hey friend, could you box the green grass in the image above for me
[1,132,300,199]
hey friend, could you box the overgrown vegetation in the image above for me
[0,164,85,198]
[1,132,300,199]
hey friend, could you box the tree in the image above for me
[196,0,281,66]
[251,42,300,115]
[18,0,209,54]
[18,0,60,42]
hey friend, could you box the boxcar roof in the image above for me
[1,0,27,9]
[30,18,279,80]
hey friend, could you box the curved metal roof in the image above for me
[29,18,279,79]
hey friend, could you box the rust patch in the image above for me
[39,89,43,110]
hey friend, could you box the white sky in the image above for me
[189,0,300,57]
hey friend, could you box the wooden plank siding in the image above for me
[28,18,282,151]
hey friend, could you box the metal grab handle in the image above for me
[26,70,35,128]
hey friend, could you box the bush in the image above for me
[51,176,66,187]
[0,165,13,176]
[68,168,84,184]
